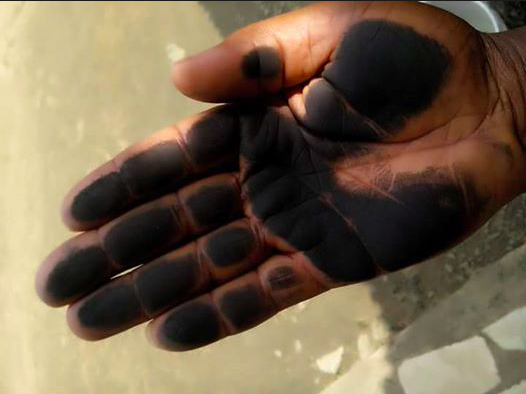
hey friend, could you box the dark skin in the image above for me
[36,1,526,351]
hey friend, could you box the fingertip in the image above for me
[171,55,199,99]
[146,322,186,353]
[145,320,163,349]
[61,195,82,232]
[171,44,225,101]
[171,41,259,103]
[66,303,98,341]
[36,232,114,309]
[145,312,182,352]
[35,250,61,307]
[61,177,92,232]
[61,164,132,232]
[149,298,225,351]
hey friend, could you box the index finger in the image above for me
[63,105,240,231]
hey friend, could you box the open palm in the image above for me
[37,1,526,350]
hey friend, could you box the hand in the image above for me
[36,1,526,351]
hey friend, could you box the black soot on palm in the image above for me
[303,20,451,140]
[240,20,481,280]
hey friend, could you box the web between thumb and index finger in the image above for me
[171,1,361,103]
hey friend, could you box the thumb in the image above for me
[171,1,359,103]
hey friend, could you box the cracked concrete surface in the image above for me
[322,243,526,394]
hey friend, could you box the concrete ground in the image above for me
[0,1,525,393]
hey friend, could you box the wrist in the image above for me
[482,28,526,151]
[482,28,526,195]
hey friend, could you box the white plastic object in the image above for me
[421,1,506,32]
